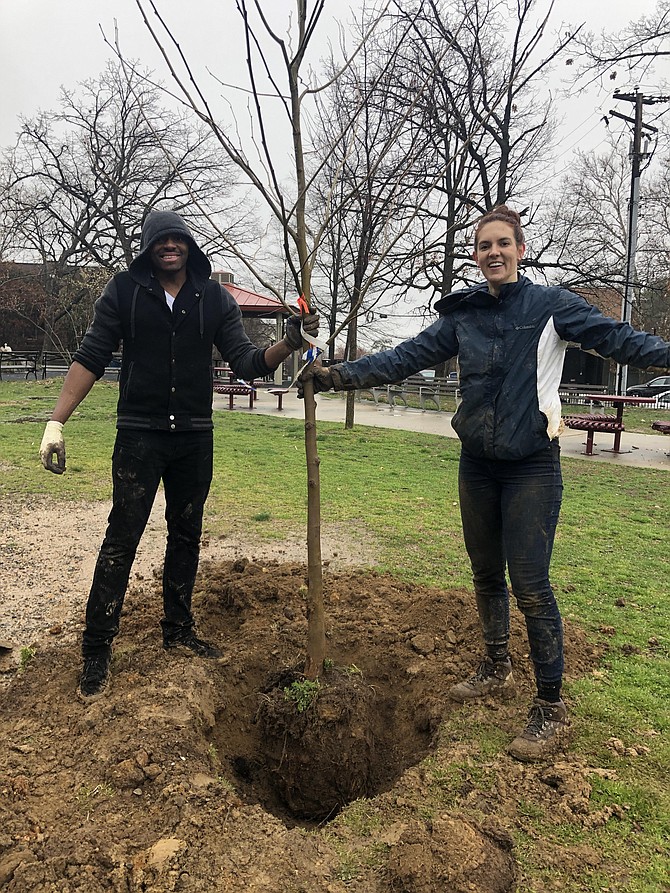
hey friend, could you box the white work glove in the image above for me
[40,421,66,474]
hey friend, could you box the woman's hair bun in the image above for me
[474,205,524,246]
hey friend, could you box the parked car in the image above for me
[656,390,670,408]
[626,375,670,397]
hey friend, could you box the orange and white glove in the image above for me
[284,312,320,351]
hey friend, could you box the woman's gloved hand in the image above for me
[297,364,345,398]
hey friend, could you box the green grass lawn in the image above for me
[2,379,669,890]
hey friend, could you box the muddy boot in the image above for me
[449,657,515,703]
[507,697,568,762]
[78,647,112,704]
[163,631,223,659]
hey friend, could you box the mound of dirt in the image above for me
[0,558,609,892]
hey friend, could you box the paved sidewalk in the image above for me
[214,388,670,471]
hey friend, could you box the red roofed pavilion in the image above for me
[212,272,290,319]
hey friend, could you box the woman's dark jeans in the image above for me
[458,441,564,702]
[82,429,213,657]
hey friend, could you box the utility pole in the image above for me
[609,89,664,394]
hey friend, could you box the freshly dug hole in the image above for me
[200,559,599,830]
[257,668,378,821]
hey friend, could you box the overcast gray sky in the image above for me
[1,0,663,155]
[2,0,665,342]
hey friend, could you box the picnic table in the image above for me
[0,351,39,380]
[565,394,657,455]
[213,382,256,410]
[213,366,291,411]
[267,387,291,410]
[212,367,256,410]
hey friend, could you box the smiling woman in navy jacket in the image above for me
[300,205,670,762]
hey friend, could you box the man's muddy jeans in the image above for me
[82,429,213,657]
[458,441,564,703]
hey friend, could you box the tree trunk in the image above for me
[302,377,326,679]
[345,391,356,429]
[344,304,359,430]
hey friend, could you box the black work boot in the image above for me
[449,657,515,702]
[163,631,223,659]
[507,697,568,762]
[78,648,112,703]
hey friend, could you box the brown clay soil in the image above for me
[0,498,622,892]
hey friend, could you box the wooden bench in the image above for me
[387,383,409,408]
[357,385,390,406]
[361,375,442,411]
[213,382,255,410]
[396,374,441,410]
[558,384,608,405]
[358,383,412,409]
[417,381,441,411]
[564,414,624,455]
[36,351,122,381]
[0,350,123,382]
[0,351,39,380]
[267,387,290,410]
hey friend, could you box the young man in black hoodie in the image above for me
[40,210,319,702]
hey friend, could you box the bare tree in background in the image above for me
[0,60,244,352]
[312,9,438,429]
[536,136,670,337]
[567,0,670,86]
[622,147,670,339]
[643,153,670,339]
[371,0,580,311]
[538,139,632,290]
[309,0,579,392]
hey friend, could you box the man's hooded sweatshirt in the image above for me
[74,210,272,431]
